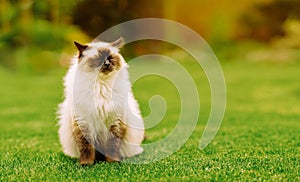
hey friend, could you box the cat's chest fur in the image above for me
[73,67,130,135]
[94,79,118,126]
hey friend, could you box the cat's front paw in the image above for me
[79,158,94,166]
[109,119,127,139]
[105,156,120,162]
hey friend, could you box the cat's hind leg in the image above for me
[58,101,80,158]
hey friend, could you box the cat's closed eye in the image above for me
[85,49,111,70]
[98,49,111,61]
[107,55,113,61]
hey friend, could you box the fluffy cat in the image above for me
[57,38,144,165]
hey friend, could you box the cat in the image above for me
[57,37,144,165]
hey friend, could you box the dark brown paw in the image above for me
[105,156,120,162]
[80,158,94,166]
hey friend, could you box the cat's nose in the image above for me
[104,60,110,66]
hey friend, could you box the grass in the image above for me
[0,60,299,181]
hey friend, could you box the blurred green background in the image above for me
[0,0,300,72]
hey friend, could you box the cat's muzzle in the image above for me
[104,60,110,67]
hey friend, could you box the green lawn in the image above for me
[0,60,299,181]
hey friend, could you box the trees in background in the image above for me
[237,0,300,42]
[0,0,299,71]
[0,0,79,48]
[0,0,88,71]
[72,0,163,37]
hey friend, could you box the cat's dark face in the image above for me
[74,38,124,75]
[84,48,122,74]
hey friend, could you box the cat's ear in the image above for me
[111,37,125,48]
[74,41,88,53]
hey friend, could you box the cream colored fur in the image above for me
[57,41,144,159]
